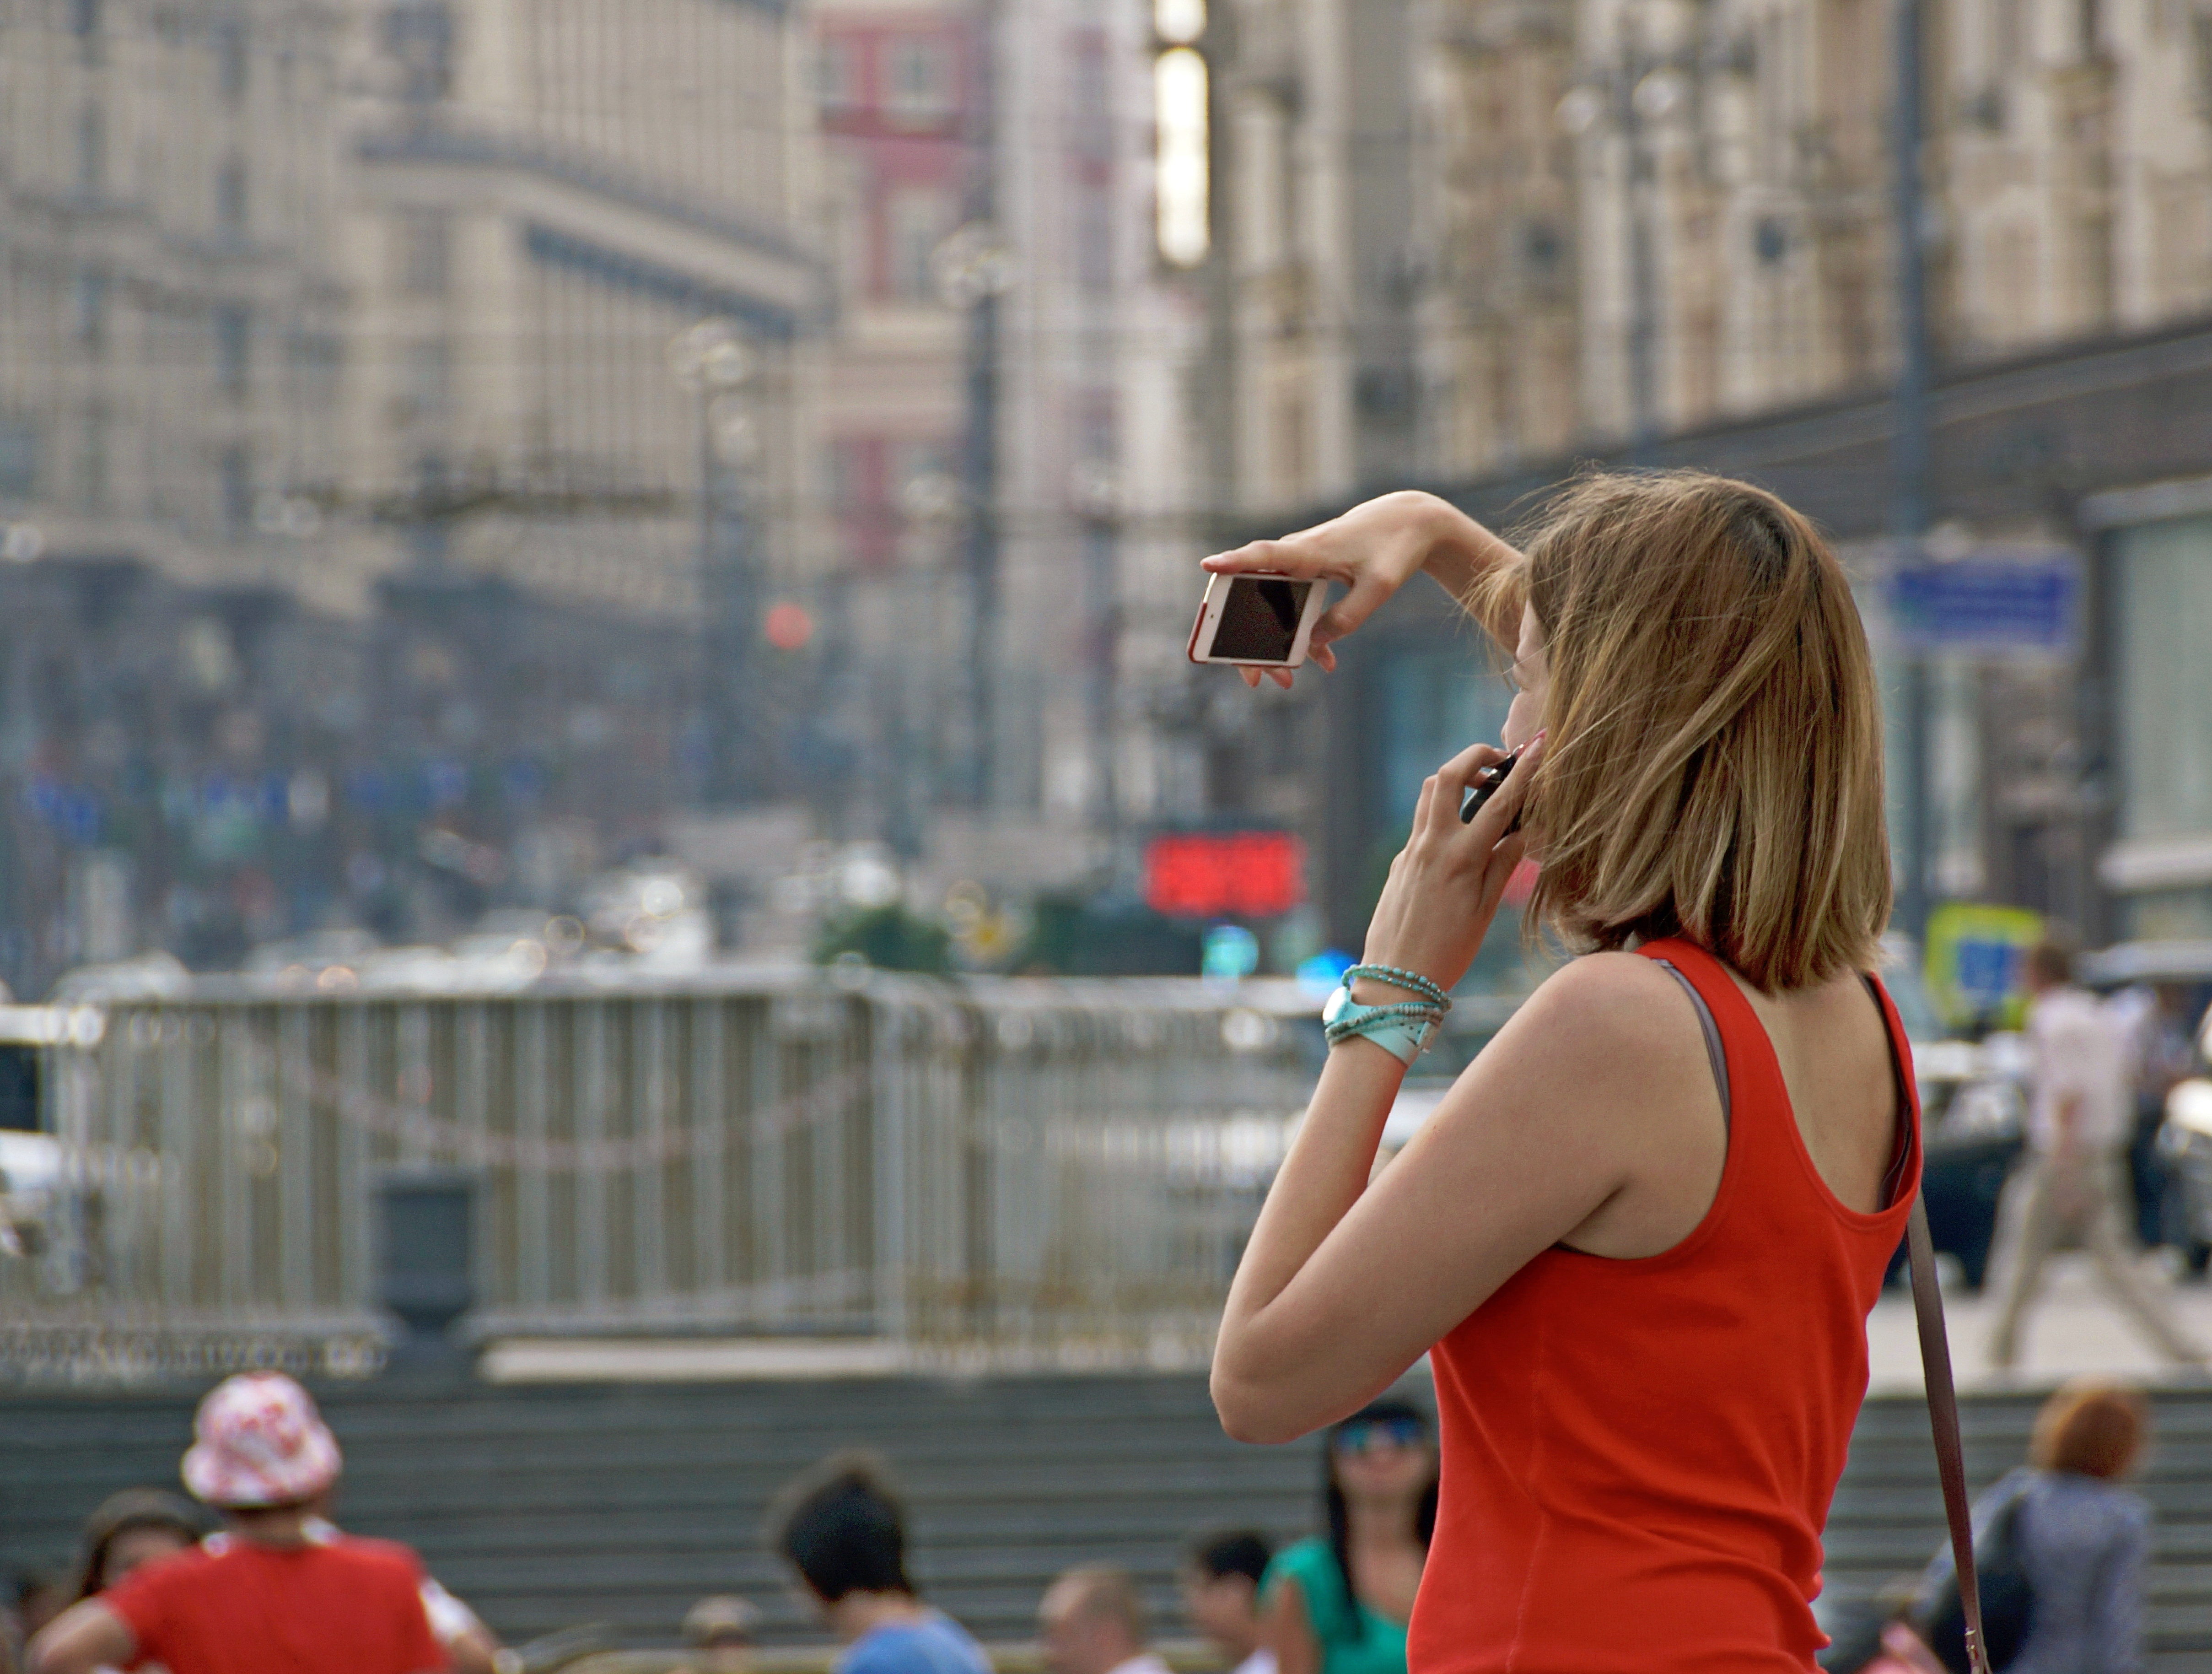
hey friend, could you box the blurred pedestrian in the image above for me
[11,1574,68,1646]
[71,1490,205,1602]
[676,1596,758,1674]
[26,1372,446,1674]
[1987,940,2205,1370]
[1913,1379,2153,1673]
[1206,475,1928,1667]
[1179,1531,1274,1674]
[768,1452,987,1674]
[6,1573,70,1674]
[1259,1402,1433,1674]
[1038,1568,1168,1674]
[2113,980,2204,1247]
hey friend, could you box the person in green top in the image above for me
[1259,1399,1437,1674]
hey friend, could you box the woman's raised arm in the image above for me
[1201,491,1520,689]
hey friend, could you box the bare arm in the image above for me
[1259,1577,1322,1674]
[1201,491,1522,688]
[1212,726,1722,1442]
[27,1602,135,1674]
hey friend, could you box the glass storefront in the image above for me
[2111,512,2212,938]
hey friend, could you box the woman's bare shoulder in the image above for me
[1504,950,1704,1061]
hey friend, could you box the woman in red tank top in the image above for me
[1206,473,1918,1674]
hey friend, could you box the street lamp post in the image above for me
[670,319,760,807]
[931,222,1017,810]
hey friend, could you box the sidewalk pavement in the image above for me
[1868,1252,2212,1395]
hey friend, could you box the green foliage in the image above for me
[812,905,952,974]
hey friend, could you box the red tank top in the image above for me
[1409,937,1921,1674]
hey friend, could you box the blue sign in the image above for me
[1887,555,2080,653]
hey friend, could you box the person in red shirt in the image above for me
[27,1372,447,1674]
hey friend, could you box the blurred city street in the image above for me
[1871,1257,2212,1396]
[0,0,2210,1663]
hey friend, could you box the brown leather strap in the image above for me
[1907,1194,1992,1674]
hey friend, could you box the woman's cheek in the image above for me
[1502,693,1541,751]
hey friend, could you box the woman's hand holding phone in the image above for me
[1355,735,1541,1004]
[1200,491,1515,690]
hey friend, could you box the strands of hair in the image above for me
[1466,469,1891,993]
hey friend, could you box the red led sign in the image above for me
[1144,832,1308,918]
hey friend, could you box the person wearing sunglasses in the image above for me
[1258,1400,1437,1674]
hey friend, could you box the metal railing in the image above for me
[0,973,1321,1379]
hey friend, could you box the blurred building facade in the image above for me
[0,0,823,994]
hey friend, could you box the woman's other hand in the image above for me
[1358,735,1541,999]
[1200,490,1514,690]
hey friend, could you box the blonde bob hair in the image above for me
[1469,471,1890,993]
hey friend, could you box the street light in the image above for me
[931,221,1017,808]
[670,318,761,806]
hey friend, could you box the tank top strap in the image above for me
[1632,937,1795,1158]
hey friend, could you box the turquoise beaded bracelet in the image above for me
[1342,963,1452,1011]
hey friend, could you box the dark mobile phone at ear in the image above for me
[1460,746,1524,824]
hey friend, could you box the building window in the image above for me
[403,339,451,418]
[72,271,109,354]
[885,189,953,302]
[288,332,343,410]
[214,17,249,103]
[216,157,248,238]
[815,36,861,112]
[72,0,101,63]
[75,103,104,198]
[1076,185,1113,292]
[394,211,450,296]
[383,1,453,104]
[883,37,953,125]
[215,306,251,399]
[79,409,108,513]
[221,446,253,530]
[0,419,37,497]
[889,437,948,502]
[2115,514,2212,842]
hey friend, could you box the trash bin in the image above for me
[376,1168,474,1366]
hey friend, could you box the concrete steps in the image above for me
[3,1376,2209,1664]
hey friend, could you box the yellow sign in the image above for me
[1925,903,2044,1031]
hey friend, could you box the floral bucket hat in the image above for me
[180,1372,343,1509]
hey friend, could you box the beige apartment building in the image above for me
[344,0,819,617]
[0,0,819,621]
[0,0,351,594]
[1415,0,2212,464]
[1202,0,2212,497]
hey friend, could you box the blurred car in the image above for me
[2147,956,2212,1270]
[1881,941,2028,1291]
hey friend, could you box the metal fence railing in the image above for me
[0,973,1324,1380]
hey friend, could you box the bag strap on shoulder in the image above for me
[1907,1194,1992,1674]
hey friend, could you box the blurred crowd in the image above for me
[0,1377,1438,1674]
[0,1364,2173,1674]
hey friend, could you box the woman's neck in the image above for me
[1344,1495,1421,1551]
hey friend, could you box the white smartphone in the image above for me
[1186,572,1329,668]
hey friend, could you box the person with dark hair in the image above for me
[1988,939,2203,1370]
[768,1453,987,1674]
[1908,1379,2154,1673]
[1259,1401,1435,1674]
[72,1489,206,1601]
[1181,1532,1275,1674]
[27,1372,445,1674]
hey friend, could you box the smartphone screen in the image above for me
[1210,577,1313,663]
